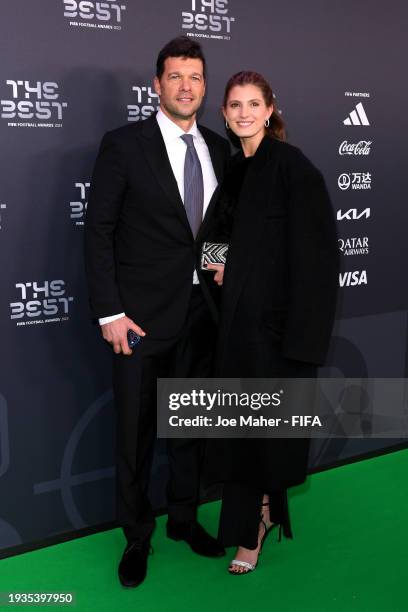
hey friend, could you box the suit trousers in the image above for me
[112,285,215,544]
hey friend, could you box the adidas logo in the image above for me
[343,103,369,126]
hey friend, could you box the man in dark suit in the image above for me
[84,36,230,587]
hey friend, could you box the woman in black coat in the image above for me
[204,71,339,574]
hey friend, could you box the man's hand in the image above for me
[206,263,225,286]
[101,316,146,355]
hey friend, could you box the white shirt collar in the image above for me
[156,107,199,144]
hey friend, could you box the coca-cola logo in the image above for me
[339,140,372,156]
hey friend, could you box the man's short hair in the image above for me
[156,36,206,80]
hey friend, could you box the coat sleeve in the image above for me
[281,148,339,365]
[84,131,127,319]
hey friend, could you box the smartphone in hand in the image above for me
[127,329,141,349]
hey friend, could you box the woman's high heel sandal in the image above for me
[228,503,282,575]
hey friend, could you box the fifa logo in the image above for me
[10,281,74,323]
[127,86,160,122]
[182,0,236,37]
[63,0,126,23]
[70,182,90,225]
[1,80,67,124]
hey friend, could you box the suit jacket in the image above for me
[209,134,339,373]
[84,113,230,339]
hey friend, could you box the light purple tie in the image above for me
[181,134,204,238]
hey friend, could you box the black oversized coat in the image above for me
[202,135,339,491]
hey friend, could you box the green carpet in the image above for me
[1,449,407,611]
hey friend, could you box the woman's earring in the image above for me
[265,118,270,128]
[225,121,229,129]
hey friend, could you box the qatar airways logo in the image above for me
[182,0,236,41]
[127,86,160,122]
[339,141,372,156]
[338,236,369,256]
[63,0,126,30]
[10,280,74,325]
[1,80,67,128]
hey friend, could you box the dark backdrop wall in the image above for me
[1,0,407,554]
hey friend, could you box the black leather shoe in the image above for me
[118,540,151,588]
[166,520,225,557]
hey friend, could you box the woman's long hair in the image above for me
[223,71,286,143]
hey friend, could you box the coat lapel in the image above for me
[196,125,226,242]
[199,125,225,185]
[195,184,221,242]
[140,114,192,235]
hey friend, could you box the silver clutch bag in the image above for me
[200,242,229,270]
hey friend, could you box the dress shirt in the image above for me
[99,108,218,325]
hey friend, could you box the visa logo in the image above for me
[339,270,367,287]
